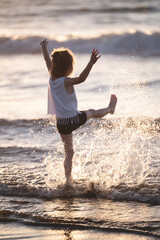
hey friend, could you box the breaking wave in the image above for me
[0,180,160,205]
[0,31,160,56]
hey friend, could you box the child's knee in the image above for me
[86,109,96,119]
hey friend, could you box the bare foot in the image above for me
[65,177,73,187]
[108,94,117,114]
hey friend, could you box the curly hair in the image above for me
[50,48,75,79]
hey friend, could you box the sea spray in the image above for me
[39,116,160,202]
[0,116,159,203]
[43,152,65,189]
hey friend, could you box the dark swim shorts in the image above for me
[56,111,87,135]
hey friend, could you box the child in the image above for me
[40,39,117,185]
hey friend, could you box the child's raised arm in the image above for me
[40,39,51,72]
[65,49,101,86]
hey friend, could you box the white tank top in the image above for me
[48,76,80,119]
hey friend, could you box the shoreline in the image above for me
[0,222,159,240]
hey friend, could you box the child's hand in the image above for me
[40,39,48,47]
[90,49,101,64]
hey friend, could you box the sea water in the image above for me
[0,0,160,239]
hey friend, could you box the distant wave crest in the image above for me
[0,31,160,56]
[63,6,160,13]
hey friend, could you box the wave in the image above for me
[0,211,160,238]
[0,180,160,205]
[0,31,160,56]
[61,6,160,13]
[0,146,47,157]
[0,210,160,238]
[1,4,159,17]
[49,5,160,15]
[0,118,45,128]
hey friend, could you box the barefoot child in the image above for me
[40,39,117,185]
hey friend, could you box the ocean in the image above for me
[0,0,160,239]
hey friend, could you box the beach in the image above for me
[0,0,160,239]
[0,197,160,239]
[0,223,158,240]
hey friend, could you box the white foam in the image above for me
[0,31,160,56]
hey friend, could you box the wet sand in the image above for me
[0,223,158,240]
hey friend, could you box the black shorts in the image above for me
[56,111,87,135]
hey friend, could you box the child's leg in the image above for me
[60,133,74,184]
[85,94,117,120]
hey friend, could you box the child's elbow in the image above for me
[78,77,85,84]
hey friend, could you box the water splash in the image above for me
[0,117,159,203]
